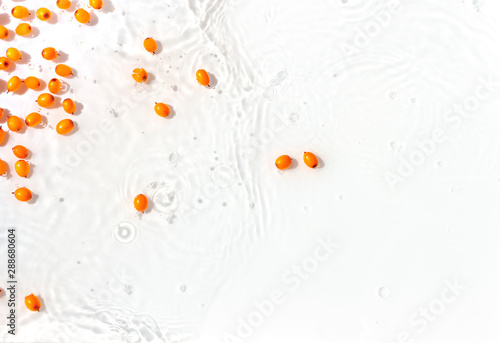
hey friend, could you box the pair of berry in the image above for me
[275,152,319,170]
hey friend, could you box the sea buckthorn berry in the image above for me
[25,294,40,311]
[0,57,11,70]
[196,69,210,86]
[0,159,6,176]
[48,78,62,94]
[14,187,32,202]
[55,64,72,77]
[144,38,157,54]
[12,6,30,19]
[154,102,170,117]
[16,23,32,36]
[15,160,29,177]
[42,47,58,60]
[62,98,76,114]
[0,108,3,119]
[74,9,90,24]
[90,0,103,10]
[37,93,55,108]
[303,152,319,168]
[56,119,74,135]
[25,112,42,127]
[0,26,8,39]
[8,116,23,132]
[0,126,5,144]
[275,155,292,170]
[134,194,148,212]
[12,145,29,159]
[7,76,22,93]
[132,68,148,83]
[6,48,21,61]
[24,77,41,90]
[36,8,51,21]
[57,0,71,10]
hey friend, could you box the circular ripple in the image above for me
[112,221,138,245]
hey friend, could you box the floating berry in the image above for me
[154,102,170,117]
[16,23,32,36]
[196,69,210,86]
[74,9,90,24]
[303,152,319,168]
[6,48,21,61]
[25,112,42,127]
[134,194,148,212]
[132,68,148,83]
[48,78,62,94]
[62,98,75,114]
[0,57,11,70]
[275,155,292,170]
[15,160,29,177]
[7,76,22,93]
[0,159,6,176]
[36,8,51,21]
[25,294,40,311]
[56,119,74,135]
[42,47,58,60]
[0,26,8,39]
[12,6,30,19]
[55,64,72,77]
[0,108,3,119]
[12,145,29,159]
[14,187,32,202]
[56,0,71,10]
[90,0,103,10]
[7,116,23,132]
[37,93,55,108]
[0,126,5,144]
[144,38,157,54]
[24,76,41,90]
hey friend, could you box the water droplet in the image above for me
[249,203,255,209]
[289,112,298,122]
[411,98,416,103]
[389,92,396,99]
[303,206,309,211]
[59,197,64,202]
[437,161,443,167]
[222,202,227,207]
[113,221,138,245]
[179,285,186,292]
[378,287,391,299]
[338,195,343,200]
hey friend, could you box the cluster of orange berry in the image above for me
[275,152,320,170]
[0,1,105,202]
[131,39,212,213]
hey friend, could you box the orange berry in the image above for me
[0,57,11,70]
[42,47,58,60]
[7,76,22,93]
[303,152,319,168]
[0,126,5,144]
[57,0,72,10]
[134,194,148,212]
[24,76,41,90]
[15,160,29,177]
[0,108,3,119]
[14,187,32,202]
[89,0,103,10]
[143,38,157,54]
[48,78,62,94]
[62,98,76,114]
[154,102,170,117]
[56,119,74,135]
[12,6,30,19]
[0,159,6,176]
[55,64,72,77]
[0,26,8,39]
[36,8,51,21]
[6,48,21,61]
[132,68,148,83]
[7,116,23,132]
[12,145,29,159]
[275,155,292,170]
[25,294,40,311]
[196,69,210,86]
[37,93,55,108]
[74,9,90,24]
[16,23,32,36]
[25,112,42,127]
